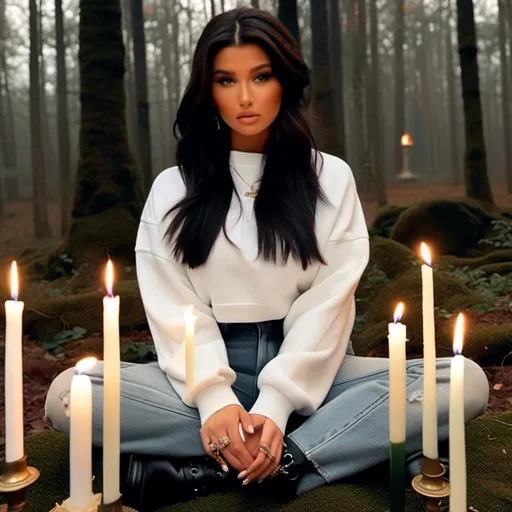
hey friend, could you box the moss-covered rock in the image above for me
[438,249,512,270]
[352,267,483,357]
[390,199,493,256]
[368,236,418,279]
[0,280,146,342]
[369,206,408,238]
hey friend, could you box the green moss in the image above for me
[0,280,146,341]
[368,236,418,279]
[438,249,512,270]
[390,199,492,256]
[352,268,482,357]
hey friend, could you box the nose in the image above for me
[238,82,253,107]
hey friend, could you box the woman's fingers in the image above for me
[258,436,283,481]
[242,423,278,484]
[226,422,255,470]
[199,429,229,473]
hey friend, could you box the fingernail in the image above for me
[222,465,229,473]
[238,470,247,479]
[242,478,249,486]
[248,425,254,434]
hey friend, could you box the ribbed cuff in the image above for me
[194,383,242,425]
[249,386,295,435]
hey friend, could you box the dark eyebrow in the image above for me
[212,63,271,76]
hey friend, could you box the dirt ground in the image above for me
[0,182,511,461]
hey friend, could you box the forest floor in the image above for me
[0,182,511,461]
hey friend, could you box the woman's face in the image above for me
[211,43,283,151]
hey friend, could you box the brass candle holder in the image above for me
[99,496,138,512]
[411,456,450,512]
[0,455,40,512]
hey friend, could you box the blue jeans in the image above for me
[45,320,489,495]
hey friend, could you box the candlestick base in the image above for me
[0,455,40,512]
[99,496,139,512]
[50,493,102,512]
[411,456,450,511]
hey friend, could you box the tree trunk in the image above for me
[369,0,387,205]
[55,0,142,274]
[456,0,494,204]
[251,0,260,8]
[55,0,72,236]
[328,0,347,160]
[445,0,461,184]
[210,0,215,17]
[499,0,512,192]
[131,0,152,194]
[220,0,225,12]
[310,0,342,157]
[278,0,300,43]
[351,0,366,186]
[394,0,405,176]
[122,0,137,155]
[30,0,51,238]
[38,0,57,194]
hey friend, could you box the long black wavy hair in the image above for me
[164,7,328,270]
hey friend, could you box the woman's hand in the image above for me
[239,414,283,485]
[200,404,255,473]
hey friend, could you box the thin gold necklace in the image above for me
[230,165,262,198]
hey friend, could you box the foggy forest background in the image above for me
[0,0,510,238]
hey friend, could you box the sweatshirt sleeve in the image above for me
[134,181,242,425]
[248,165,370,435]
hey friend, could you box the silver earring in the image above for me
[216,116,220,130]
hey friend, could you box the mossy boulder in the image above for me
[369,206,408,238]
[0,279,146,342]
[353,267,483,357]
[368,236,418,279]
[390,199,493,256]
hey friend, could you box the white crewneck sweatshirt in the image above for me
[134,150,370,435]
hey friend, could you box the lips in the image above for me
[237,113,259,119]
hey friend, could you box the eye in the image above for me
[255,73,272,82]
[216,77,235,85]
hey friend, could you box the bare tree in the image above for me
[328,0,347,159]
[251,0,260,7]
[30,0,51,238]
[54,0,142,273]
[498,0,512,192]
[394,0,405,176]
[456,0,494,203]
[369,0,387,205]
[444,0,462,184]
[310,0,342,156]
[278,0,300,43]
[210,0,216,17]
[55,0,72,236]
[131,0,153,193]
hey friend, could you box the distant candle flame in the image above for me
[185,305,196,326]
[420,242,432,266]
[10,261,18,301]
[401,133,414,147]
[75,356,97,374]
[453,313,464,355]
[393,302,405,323]
[105,259,114,297]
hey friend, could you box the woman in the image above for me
[45,6,489,511]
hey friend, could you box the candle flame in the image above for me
[185,304,196,326]
[401,132,414,147]
[10,261,18,301]
[393,302,405,323]
[105,259,114,297]
[75,356,97,374]
[420,242,432,266]
[453,313,464,355]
